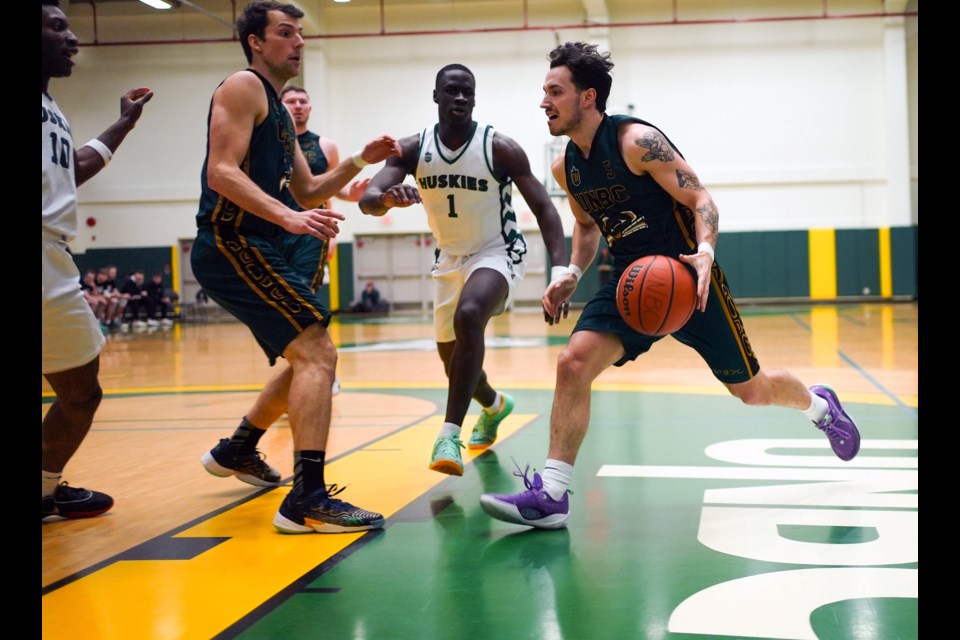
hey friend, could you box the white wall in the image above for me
[52,9,917,254]
[906,9,918,225]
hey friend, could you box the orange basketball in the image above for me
[616,255,697,336]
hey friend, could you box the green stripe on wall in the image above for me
[890,226,918,297]
[835,229,882,296]
[337,243,355,312]
[715,231,809,298]
[72,247,175,290]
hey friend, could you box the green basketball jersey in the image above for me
[196,69,297,237]
[563,114,697,270]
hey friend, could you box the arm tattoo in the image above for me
[677,169,703,191]
[697,199,719,235]
[635,131,675,162]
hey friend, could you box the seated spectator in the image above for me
[96,267,127,330]
[143,272,175,325]
[120,270,147,323]
[80,270,107,321]
[352,280,390,313]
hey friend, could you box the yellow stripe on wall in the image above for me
[879,227,893,297]
[170,245,180,297]
[808,229,837,300]
[329,248,340,311]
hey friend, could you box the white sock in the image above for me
[438,422,462,439]
[42,470,62,498]
[483,392,503,415]
[803,390,829,423]
[541,459,573,502]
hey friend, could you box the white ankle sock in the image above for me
[438,422,462,438]
[541,459,573,501]
[803,390,829,423]
[484,392,503,415]
[42,470,62,498]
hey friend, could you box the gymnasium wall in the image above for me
[54,3,918,303]
[329,225,917,310]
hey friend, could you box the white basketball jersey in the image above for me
[42,93,79,242]
[415,122,527,263]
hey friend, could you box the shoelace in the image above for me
[318,483,349,508]
[53,482,87,498]
[510,461,539,491]
[437,435,465,453]
[508,458,574,497]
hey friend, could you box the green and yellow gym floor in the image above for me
[42,303,918,639]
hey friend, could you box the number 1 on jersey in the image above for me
[446,194,459,218]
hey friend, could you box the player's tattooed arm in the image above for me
[635,131,676,163]
[677,169,703,191]
[697,199,719,235]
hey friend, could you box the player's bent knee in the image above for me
[556,346,594,382]
[727,383,767,406]
[60,385,104,419]
[284,326,337,368]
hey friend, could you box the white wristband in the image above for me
[85,138,112,166]
[351,151,369,168]
[698,242,715,261]
[550,264,582,284]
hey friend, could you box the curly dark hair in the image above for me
[236,1,304,64]
[547,42,614,112]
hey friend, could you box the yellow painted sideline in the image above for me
[41,415,534,640]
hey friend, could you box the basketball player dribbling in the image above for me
[480,42,862,529]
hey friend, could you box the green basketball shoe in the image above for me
[468,393,515,450]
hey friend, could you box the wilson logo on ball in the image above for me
[618,262,644,318]
[616,255,696,337]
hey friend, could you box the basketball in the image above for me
[616,255,697,336]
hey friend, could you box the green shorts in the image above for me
[574,261,760,384]
[277,231,329,293]
[191,227,331,365]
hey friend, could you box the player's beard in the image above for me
[551,103,584,138]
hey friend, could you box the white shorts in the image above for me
[432,242,525,343]
[42,240,105,375]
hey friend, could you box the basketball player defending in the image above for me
[42,0,153,520]
[200,84,361,487]
[192,2,400,532]
[480,42,861,529]
[279,84,367,395]
[359,64,568,476]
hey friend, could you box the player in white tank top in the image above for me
[360,64,568,477]
[415,121,526,264]
[42,0,153,520]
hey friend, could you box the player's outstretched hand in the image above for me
[358,135,402,165]
[344,178,371,202]
[120,87,153,125]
